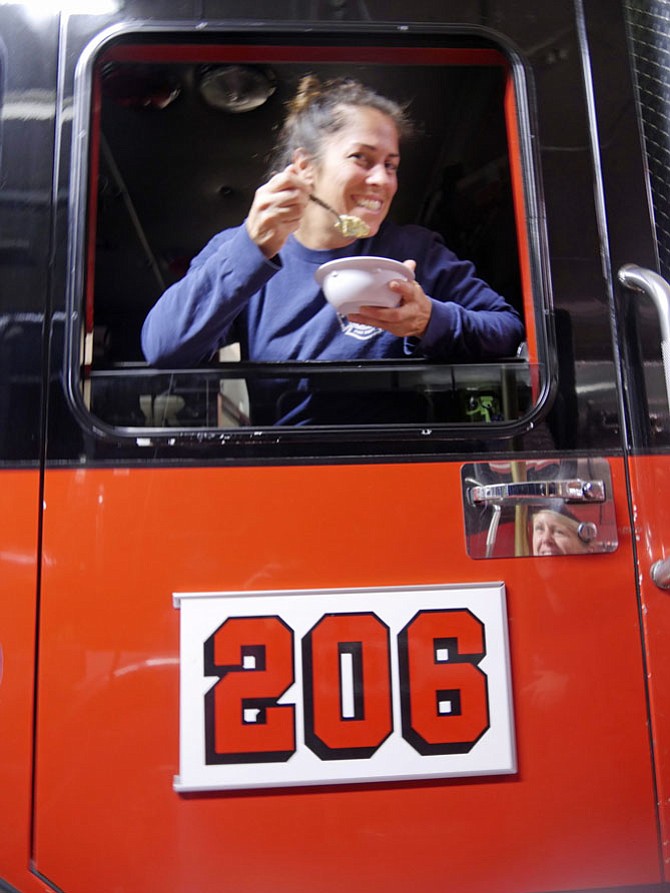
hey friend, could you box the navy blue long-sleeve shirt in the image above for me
[142,220,524,424]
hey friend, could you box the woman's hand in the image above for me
[246,164,311,259]
[347,260,433,338]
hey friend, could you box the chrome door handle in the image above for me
[618,263,670,413]
[468,478,606,506]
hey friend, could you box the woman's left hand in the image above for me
[347,260,432,338]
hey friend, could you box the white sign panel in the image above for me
[174,583,515,792]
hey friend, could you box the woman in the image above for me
[141,76,524,425]
[530,507,594,556]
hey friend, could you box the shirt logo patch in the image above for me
[338,316,382,341]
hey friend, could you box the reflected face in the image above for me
[531,510,590,556]
[299,105,400,246]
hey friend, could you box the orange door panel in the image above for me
[32,459,660,893]
[628,453,670,873]
[0,471,51,893]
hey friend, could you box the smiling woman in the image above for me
[291,104,400,249]
[140,74,524,426]
[272,75,410,245]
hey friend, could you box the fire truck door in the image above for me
[26,3,670,893]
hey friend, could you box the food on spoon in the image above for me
[309,194,371,238]
[336,215,371,238]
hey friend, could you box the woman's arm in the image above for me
[418,246,525,361]
[343,224,524,360]
[141,164,310,367]
[141,225,279,367]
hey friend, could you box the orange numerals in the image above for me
[204,609,490,763]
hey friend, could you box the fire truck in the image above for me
[1,0,670,891]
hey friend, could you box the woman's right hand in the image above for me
[245,163,310,259]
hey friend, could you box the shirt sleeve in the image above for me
[141,225,279,367]
[406,229,525,362]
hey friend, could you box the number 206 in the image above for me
[203,609,490,764]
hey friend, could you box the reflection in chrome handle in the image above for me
[485,503,502,559]
[651,557,670,590]
[469,478,605,506]
[618,263,670,414]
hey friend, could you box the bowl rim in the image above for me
[314,255,415,286]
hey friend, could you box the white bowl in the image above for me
[315,256,414,316]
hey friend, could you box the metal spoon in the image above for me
[309,194,371,238]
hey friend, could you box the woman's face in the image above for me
[296,105,400,247]
[531,510,589,556]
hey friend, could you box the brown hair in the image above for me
[271,75,414,170]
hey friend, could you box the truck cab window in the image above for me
[69,32,546,444]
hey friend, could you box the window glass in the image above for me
[70,32,545,439]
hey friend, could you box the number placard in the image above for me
[174,583,515,791]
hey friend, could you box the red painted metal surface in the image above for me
[0,472,51,893]
[629,453,670,873]
[30,458,661,893]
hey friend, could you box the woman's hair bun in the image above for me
[287,74,323,117]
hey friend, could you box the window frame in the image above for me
[65,22,554,449]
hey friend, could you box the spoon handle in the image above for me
[309,194,340,220]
